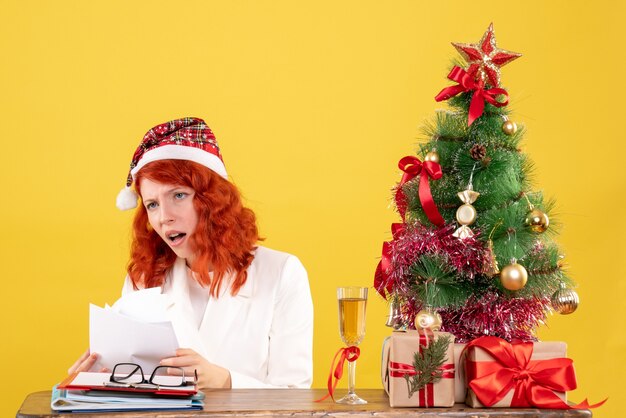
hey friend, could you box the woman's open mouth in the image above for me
[167,232,187,246]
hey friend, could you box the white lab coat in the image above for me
[122,246,313,388]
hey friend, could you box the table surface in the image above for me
[17,389,592,418]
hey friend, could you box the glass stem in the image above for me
[347,360,356,395]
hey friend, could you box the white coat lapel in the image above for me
[164,258,209,358]
[197,268,255,360]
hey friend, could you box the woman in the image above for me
[68,117,314,389]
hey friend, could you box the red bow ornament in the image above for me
[435,66,509,126]
[377,156,444,298]
[395,156,445,227]
[464,336,606,410]
[374,223,404,297]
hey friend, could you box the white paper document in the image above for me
[89,287,179,373]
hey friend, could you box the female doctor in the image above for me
[68,117,314,389]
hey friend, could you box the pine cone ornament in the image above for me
[470,144,487,161]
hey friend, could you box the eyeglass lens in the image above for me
[111,363,145,384]
[150,365,185,387]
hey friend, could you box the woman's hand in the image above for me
[67,349,109,375]
[160,348,231,389]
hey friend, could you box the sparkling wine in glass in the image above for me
[336,286,368,405]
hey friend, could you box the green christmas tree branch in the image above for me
[409,254,471,308]
[404,334,453,398]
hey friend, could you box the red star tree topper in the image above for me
[452,23,521,87]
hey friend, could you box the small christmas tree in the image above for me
[375,24,580,343]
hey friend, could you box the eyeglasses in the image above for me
[107,362,198,389]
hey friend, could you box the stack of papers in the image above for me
[53,289,203,412]
[89,287,180,372]
[51,386,204,412]
[52,372,203,412]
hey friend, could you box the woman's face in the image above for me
[140,178,199,265]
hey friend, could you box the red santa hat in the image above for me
[116,117,227,210]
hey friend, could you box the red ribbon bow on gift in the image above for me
[435,66,509,126]
[316,346,360,402]
[465,336,606,410]
[374,223,404,297]
[395,156,445,226]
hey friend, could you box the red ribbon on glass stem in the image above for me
[435,66,509,126]
[395,156,445,227]
[316,346,360,402]
[464,336,606,410]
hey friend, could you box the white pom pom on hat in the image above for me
[116,186,139,210]
[116,117,227,211]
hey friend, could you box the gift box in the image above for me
[453,343,466,403]
[382,330,455,407]
[464,336,572,408]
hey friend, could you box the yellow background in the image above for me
[1,1,624,416]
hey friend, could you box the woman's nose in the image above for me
[159,204,175,224]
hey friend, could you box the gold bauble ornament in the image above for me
[500,262,528,291]
[424,151,440,164]
[414,308,442,331]
[502,120,517,135]
[526,208,549,233]
[551,282,579,315]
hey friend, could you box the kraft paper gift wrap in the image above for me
[465,340,568,408]
[382,330,455,407]
[453,343,466,403]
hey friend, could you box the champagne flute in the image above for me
[336,286,368,405]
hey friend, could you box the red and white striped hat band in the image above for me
[116,117,227,210]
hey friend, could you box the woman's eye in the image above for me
[146,202,157,210]
[175,192,187,199]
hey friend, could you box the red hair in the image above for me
[127,159,259,297]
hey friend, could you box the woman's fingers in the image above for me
[175,348,197,356]
[68,350,95,375]
[68,349,90,374]
[160,349,204,381]
[165,366,196,375]
[161,354,198,368]
[161,349,230,389]
[77,353,98,373]
[165,367,183,376]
